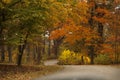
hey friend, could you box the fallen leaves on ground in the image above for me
[0,64,62,80]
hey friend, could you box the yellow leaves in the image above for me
[76,1,89,14]
[71,1,89,24]
[2,0,11,4]
[58,49,90,65]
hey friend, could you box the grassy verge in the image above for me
[0,64,62,80]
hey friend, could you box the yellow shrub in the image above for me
[58,50,90,65]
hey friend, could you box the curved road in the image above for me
[34,60,120,80]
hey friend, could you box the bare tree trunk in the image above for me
[53,40,59,57]
[42,31,46,54]
[1,45,5,62]
[17,32,29,66]
[33,45,37,62]
[48,39,51,56]
[7,45,12,62]
[26,44,30,62]
[52,37,64,57]
[36,46,42,64]
[88,0,96,64]
[0,9,5,62]
[88,46,95,64]
[17,44,23,66]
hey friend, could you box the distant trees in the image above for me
[0,0,120,65]
[0,0,71,65]
[50,0,120,64]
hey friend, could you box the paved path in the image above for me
[44,59,58,66]
[34,60,120,80]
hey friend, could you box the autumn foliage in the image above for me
[50,0,120,64]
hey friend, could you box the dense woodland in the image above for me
[0,0,120,66]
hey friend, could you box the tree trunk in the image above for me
[81,56,84,64]
[53,40,59,57]
[42,31,46,54]
[7,45,12,62]
[48,39,51,56]
[17,32,29,66]
[0,9,5,62]
[17,44,24,66]
[98,23,103,37]
[88,45,95,64]
[1,45,5,62]
[53,37,64,57]
[33,45,37,62]
[26,44,30,62]
[37,46,42,64]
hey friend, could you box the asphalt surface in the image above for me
[33,60,120,80]
[44,59,58,66]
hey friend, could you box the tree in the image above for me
[0,0,23,62]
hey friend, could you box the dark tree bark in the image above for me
[17,33,29,66]
[81,56,84,64]
[7,45,12,62]
[98,23,103,36]
[53,40,59,57]
[0,9,5,60]
[0,45,5,62]
[33,45,37,62]
[88,45,95,64]
[36,46,42,64]
[88,0,97,64]
[26,44,30,62]
[17,44,24,66]
[48,37,51,56]
[53,37,64,57]
[42,31,46,54]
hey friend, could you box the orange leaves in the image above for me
[92,8,110,23]
[64,26,84,44]
[89,1,96,8]
[96,8,110,19]
[50,28,65,40]
[70,1,89,25]
[95,8,109,15]
[100,44,114,53]
[50,19,99,45]
[93,16,107,23]
[114,0,120,4]
[107,35,120,42]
